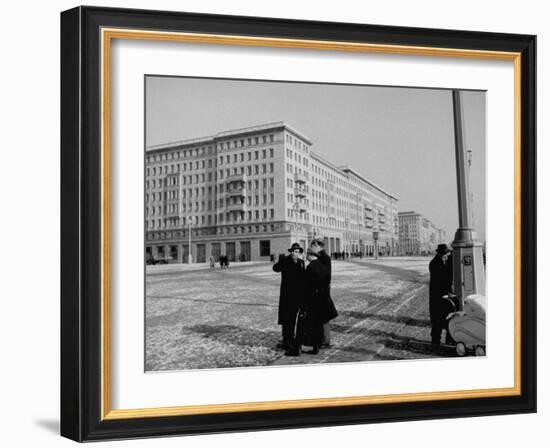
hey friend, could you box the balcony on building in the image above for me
[294,172,307,184]
[226,173,247,185]
[227,186,247,198]
[294,201,309,212]
[164,211,180,220]
[294,184,309,198]
[227,201,247,213]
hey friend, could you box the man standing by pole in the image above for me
[429,244,454,345]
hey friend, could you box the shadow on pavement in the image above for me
[331,325,456,358]
[381,337,456,357]
[146,299,277,328]
[182,324,280,350]
[339,310,431,328]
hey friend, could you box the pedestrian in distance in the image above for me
[309,239,338,347]
[429,243,454,345]
[219,254,229,269]
[272,242,306,356]
[209,255,215,269]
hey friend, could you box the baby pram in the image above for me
[447,294,486,357]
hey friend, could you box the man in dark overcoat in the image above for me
[429,244,454,345]
[310,239,338,346]
[272,242,305,355]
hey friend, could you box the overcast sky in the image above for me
[145,76,486,243]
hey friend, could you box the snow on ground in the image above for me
[145,257,455,371]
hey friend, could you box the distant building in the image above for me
[398,211,446,255]
[145,121,399,263]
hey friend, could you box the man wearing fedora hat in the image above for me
[429,243,454,345]
[273,242,306,355]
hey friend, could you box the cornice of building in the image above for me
[146,121,313,152]
[339,165,398,201]
[310,151,345,175]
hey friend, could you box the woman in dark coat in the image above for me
[299,249,335,354]
[272,243,305,353]
[310,239,338,346]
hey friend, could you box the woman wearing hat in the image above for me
[295,248,333,355]
[272,242,306,355]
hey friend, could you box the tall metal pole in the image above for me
[188,217,193,264]
[453,91,472,231]
[451,90,485,299]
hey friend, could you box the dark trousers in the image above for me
[281,318,297,349]
[430,299,455,345]
[308,321,323,348]
[296,309,322,348]
[430,312,444,344]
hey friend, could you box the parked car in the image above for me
[146,253,173,265]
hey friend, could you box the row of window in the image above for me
[146,159,214,176]
[285,134,309,154]
[147,193,276,215]
[285,147,309,167]
[311,163,344,185]
[146,208,277,229]
[146,178,276,202]
[285,163,309,177]
[148,162,395,218]
[218,134,275,151]
[219,148,274,164]
[147,146,213,163]
[146,132,278,165]
[220,163,274,178]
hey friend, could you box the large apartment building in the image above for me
[145,122,398,263]
[398,211,447,255]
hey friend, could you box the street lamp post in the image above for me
[450,90,485,299]
[187,216,193,264]
[293,202,300,242]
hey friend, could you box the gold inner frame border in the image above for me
[100,27,522,421]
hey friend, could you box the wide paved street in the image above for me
[145,257,456,371]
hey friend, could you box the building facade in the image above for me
[398,211,447,255]
[145,122,398,263]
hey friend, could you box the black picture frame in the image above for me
[61,5,536,442]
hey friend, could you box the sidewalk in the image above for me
[146,260,271,274]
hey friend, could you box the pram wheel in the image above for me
[474,345,486,357]
[456,342,467,357]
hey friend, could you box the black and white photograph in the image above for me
[144,76,487,371]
